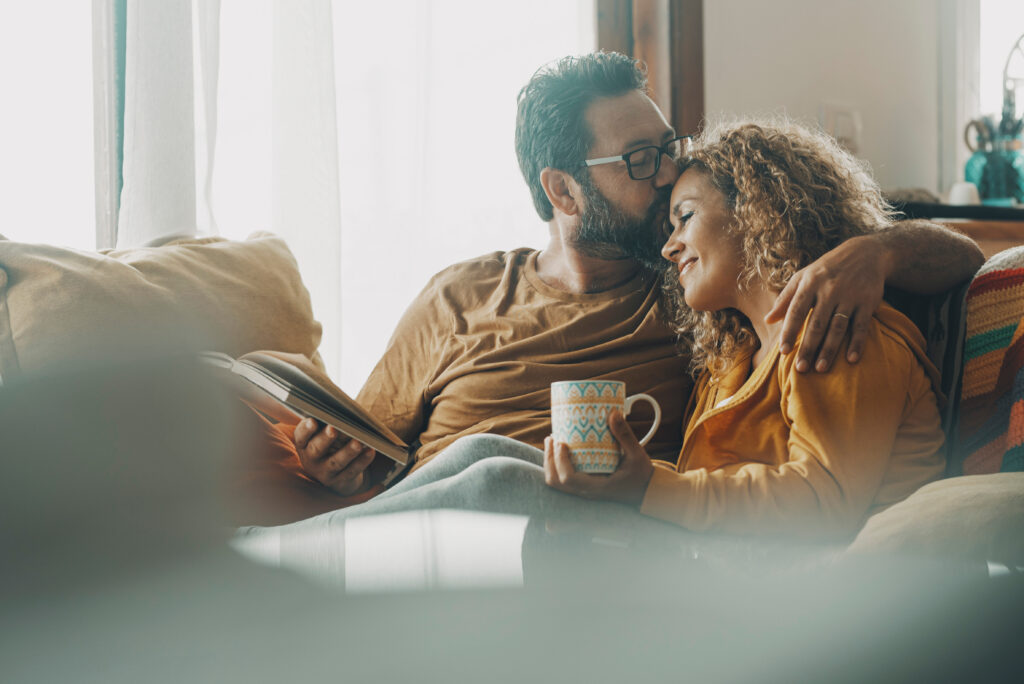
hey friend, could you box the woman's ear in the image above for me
[539,167,581,217]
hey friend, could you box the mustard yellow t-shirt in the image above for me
[357,249,692,467]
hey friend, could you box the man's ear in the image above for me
[540,167,582,217]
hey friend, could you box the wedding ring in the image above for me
[833,313,851,320]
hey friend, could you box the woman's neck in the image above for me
[737,286,783,368]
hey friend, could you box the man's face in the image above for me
[574,173,671,269]
[569,91,679,267]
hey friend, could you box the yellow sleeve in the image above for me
[651,459,678,472]
[640,324,937,539]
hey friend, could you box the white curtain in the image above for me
[114,0,591,387]
[118,0,211,247]
[116,0,343,374]
[270,0,342,376]
[1,2,94,250]
[328,0,594,391]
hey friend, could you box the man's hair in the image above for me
[515,52,649,221]
[662,117,899,377]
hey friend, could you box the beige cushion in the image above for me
[0,233,322,382]
[845,473,1024,566]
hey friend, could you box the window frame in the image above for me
[596,0,705,137]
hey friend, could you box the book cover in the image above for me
[202,350,411,486]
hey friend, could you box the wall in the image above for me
[703,0,941,193]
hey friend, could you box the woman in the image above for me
[236,119,946,548]
[544,118,947,538]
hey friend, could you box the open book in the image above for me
[202,350,411,487]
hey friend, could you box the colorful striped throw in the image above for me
[956,247,1024,475]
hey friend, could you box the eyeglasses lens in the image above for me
[626,147,659,180]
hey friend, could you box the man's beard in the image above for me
[571,174,672,271]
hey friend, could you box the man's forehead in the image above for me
[584,91,673,155]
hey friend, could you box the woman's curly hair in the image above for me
[662,117,899,377]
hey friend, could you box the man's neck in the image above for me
[535,226,645,295]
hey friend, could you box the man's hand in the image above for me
[765,234,890,373]
[293,418,376,497]
[544,410,654,507]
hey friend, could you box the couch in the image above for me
[0,232,1021,570]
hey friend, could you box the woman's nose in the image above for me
[661,228,683,262]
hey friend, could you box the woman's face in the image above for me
[661,168,744,312]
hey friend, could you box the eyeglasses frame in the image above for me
[581,135,693,181]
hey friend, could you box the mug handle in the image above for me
[623,393,662,447]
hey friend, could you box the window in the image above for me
[979,0,1024,117]
[1,2,95,249]
[4,2,597,391]
[216,1,595,390]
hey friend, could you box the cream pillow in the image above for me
[844,473,1024,566]
[0,233,322,382]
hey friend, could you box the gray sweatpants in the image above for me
[232,435,827,583]
[238,433,673,536]
[369,433,644,521]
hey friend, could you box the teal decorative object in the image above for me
[963,123,1023,204]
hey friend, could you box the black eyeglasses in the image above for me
[582,135,692,180]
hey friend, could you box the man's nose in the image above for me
[654,153,680,187]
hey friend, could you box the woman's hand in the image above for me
[543,410,655,507]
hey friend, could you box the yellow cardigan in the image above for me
[640,304,946,540]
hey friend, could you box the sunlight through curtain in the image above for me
[169,0,592,387]
[117,0,220,248]
[0,2,94,249]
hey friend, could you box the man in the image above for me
[291,52,982,501]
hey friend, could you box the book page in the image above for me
[240,351,407,448]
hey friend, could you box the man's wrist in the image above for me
[868,230,899,283]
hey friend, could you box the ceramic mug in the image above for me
[948,181,981,205]
[550,380,662,474]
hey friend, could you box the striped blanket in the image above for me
[956,247,1024,475]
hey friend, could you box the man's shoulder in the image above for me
[408,248,538,315]
[421,249,537,305]
[429,248,535,285]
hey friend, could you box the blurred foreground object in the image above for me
[1,359,1022,682]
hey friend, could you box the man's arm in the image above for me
[294,275,451,496]
[867,219,984,291]
[766,219,984,373]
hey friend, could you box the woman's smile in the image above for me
[678,256,698,278]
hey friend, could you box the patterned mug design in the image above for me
[550,380,662,474]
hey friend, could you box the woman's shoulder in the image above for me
[868,302,931,361]
[781,302,936,383]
